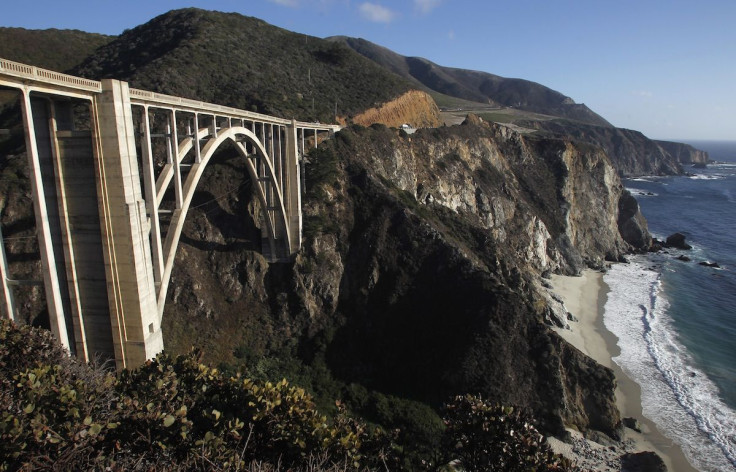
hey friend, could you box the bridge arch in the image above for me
[1,58,341,368]
[155,126,290,318]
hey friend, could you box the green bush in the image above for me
[0,321,573,471]
[0,320,390,471]
[442,394,570,472]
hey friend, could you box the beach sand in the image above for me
[547,269,698,472]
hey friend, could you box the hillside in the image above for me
[329,36,612,127]
[0,27,111,72]
[329,36,713,176]
[72,9,413,123]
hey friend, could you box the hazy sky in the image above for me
[2,0,734,141]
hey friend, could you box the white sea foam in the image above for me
[625,187,658,197]
[604,258,736,471]
[630,177,664,183]
[689,173,725,180]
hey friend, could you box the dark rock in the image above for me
[692,163,707,169]
[699,261,721,268]
[621,451,667,472]
[676,255,691,262]
[567,312,578,322]
[617,191,652,250]
[622,416,642,432]
[665,232,692,250]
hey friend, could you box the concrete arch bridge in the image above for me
[0,58,339,369]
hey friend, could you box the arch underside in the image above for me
[153,126,291,318]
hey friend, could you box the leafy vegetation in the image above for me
[0,319,390,471]
[330,36,611,127]
[72,9,413,123]
[442,395,570,471]
[0,27,112,72]
[1,320,572,471]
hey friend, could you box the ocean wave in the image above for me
[604,258,736,471]
[625,187,658,197]
[630,176,668,183]
[689,174,726,180]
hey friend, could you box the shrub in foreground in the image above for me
[1,320,572,471]
[0,320,390,471]
[442,394,570,471]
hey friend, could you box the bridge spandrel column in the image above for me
[93,79,163,369]
[285,121,302,254]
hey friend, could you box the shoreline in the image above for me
[548,269,698,472]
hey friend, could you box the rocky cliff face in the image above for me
[522,120,683,177]
[349,90,441,129]
[162,117,648,440]
[654,140,709,165]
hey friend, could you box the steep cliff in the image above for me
[522,119,684,176]
[161,118,649,441]
[654,140,710,165]
[350,90,441,128]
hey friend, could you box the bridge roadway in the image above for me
[0,58,340,369]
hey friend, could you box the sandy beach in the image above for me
[547,269,699,472]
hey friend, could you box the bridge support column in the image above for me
[285,120,302,254]
[0,223,16,321]
[19,91,74,352]
[93,79,162,369]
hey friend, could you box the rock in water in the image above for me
[665,232,692,250]
[617,191,651,250]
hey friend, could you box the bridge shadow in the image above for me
[178,155,261,254]
[2,216,36,236]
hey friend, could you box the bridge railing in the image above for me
[0,58,101,93]
[0,56,341,134]
[129,87,340,133]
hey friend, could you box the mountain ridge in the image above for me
[71,8,414,123]
[328,35,613,128]
[328,35,708,175]
[0,27,112,72]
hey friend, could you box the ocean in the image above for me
[604,140,736,471]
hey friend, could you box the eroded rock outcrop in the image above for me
[618,190,652,250]
[655,140,709,166]
[349,90,441,129]
[522,120,684,176]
